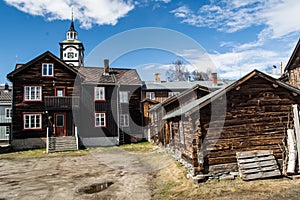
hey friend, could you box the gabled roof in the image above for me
[79,67,142,85]
[7,51,82,81]
[163,69,300,120]
[284,38,300,71]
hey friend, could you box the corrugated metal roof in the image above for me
[143,80,232,90]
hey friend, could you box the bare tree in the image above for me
[165,60,190,81]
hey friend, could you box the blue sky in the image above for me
[1,0,300,83]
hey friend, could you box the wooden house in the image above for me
[0,84,12,144]
[77,61,143,147]
[160,70,300,177]
[148,84,210,144]
[142,73,231,141]
[7,51,81,150]
[7,20,143,150]
[281,38,300,88]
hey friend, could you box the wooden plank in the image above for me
[239,160,278,169]
[292,104,300,173]
[287,129,297,174]
[236,150,273,159]
[241,170,281,180]
[236,150,281,181]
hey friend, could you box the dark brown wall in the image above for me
[11,55,77,139]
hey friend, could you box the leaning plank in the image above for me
[236,150,281,181]
[287,129,297,174]
[292,104,300,173]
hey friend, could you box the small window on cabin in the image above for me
[146,92,155,100]
[168,92,180,97]
[42,63,54,77]
[120,91,129,103]
[95,87,105,101]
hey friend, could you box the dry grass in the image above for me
[152,157,300,200]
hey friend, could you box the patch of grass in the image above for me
[118,142,157,153]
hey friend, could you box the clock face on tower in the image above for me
[67,52,74,58]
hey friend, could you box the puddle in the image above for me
[77,182,114,194]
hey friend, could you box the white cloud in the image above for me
[4,0,135,29]
[171,0,300,39]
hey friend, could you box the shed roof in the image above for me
[163,69,300,120]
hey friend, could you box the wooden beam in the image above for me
[292,104,300,173]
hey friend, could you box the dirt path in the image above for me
[0,148,173,200]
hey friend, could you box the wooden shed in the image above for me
[162,70,300,177]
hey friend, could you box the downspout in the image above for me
[117,81,120,145]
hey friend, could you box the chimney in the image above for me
[154,73,161,83]
[4,83,9,93]
[211,72,217,86]
[103,59,109,75]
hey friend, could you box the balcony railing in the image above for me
[44,96,79,110]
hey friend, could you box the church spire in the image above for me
[66,8,77,40]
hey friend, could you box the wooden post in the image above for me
[75,126,79,150]
[46,127,49,154]
[292,104,300,172]
[287,129,297,174]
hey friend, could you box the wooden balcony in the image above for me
[44,96,79,110]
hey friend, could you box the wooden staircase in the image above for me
[48,136,78,153]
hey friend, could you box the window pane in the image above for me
[56,115,64,127]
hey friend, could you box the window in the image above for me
[42,63,53,77]
[95,113,106,127]
[168,92,180,97]
[5,108,12,119]
[119,91,129,103]
[5,126,10,135]
[146,92,155,100]
[95,87,105,101]
[24,86,41,101]
[23,114,41,129]
[120,114,129,127]
[56,88,65,97]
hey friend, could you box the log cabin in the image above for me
[7,20,143,150]
[143,72,231,141]
[160,70,300,177]
[281,38,300,88]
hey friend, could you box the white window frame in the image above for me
[168,92,180,97]
[95,87,105,101]
[119,91,129,103]
[24,86,42,101]
[5,108,12,119]
[146,92,155,100]
[23,114,42,129]
[120,114,129,127]
[95,113,106,127]
[42,63,54,77]
[5,126,10,135]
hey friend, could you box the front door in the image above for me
[54,113,66,136]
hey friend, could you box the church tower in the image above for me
[60,14,84,67]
